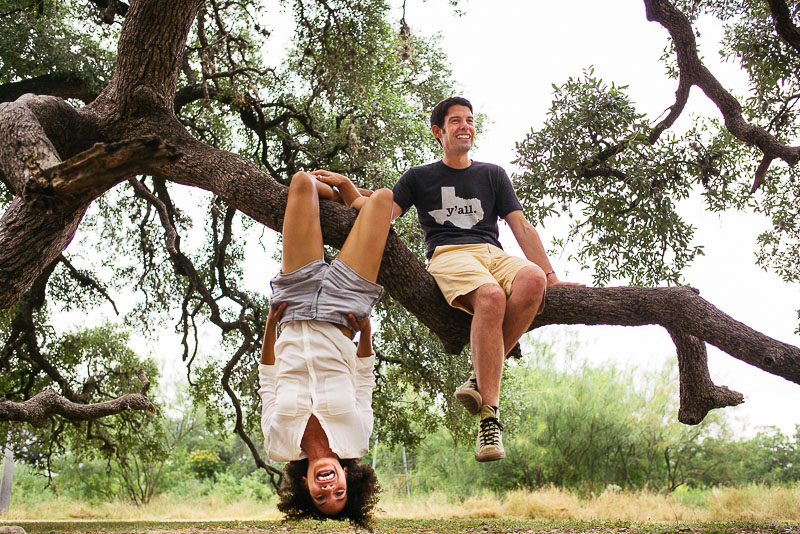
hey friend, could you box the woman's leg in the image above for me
[336,188,393,282]
[281,172,324,273]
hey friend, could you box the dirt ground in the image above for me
[4,520,800,534]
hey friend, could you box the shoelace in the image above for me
[479,417,503,446]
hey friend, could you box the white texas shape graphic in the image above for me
[428,187,484,229]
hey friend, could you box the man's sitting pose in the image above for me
[391,96,582,462]
[259,171,392,525]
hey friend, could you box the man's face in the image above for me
[433,104,475,155]
[303,457,348,515]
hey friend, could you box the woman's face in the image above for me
[303,457,348,515]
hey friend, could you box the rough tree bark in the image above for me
[0,0,798,440]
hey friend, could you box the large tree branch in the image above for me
[0,97,180,308]
[0,369,154,427]
[644,0,800,188]
[0,73,99,105]
[91,0,203,116]
[667,327,744,424]
[765,0,800,54]
[535,285,799,421]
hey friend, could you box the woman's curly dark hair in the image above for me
[277,457,381,528]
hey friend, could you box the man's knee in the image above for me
[512,266,546,300]
[470,284,507,316]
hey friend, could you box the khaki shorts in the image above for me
[427,243,546,315]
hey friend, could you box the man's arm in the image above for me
[505,210,583,287]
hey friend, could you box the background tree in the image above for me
[1,0,799,491]
[514,0,800,291]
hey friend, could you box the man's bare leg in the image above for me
[457,283,507,461]
[501,266,546,357]
[457,284,507,407]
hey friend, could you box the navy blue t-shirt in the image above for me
[393,160,523,259]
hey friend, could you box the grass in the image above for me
[1,519,799,534]
[2,485,799,530]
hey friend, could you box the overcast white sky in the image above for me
[390,0,800,435]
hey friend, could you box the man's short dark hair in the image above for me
[277,458,381,529]
[430,96,473,130]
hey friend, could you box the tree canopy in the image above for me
[1,0,799,486]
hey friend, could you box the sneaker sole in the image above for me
[475,449,505,462]
[454,389,482,416]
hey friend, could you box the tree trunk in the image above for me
[0,447,13,514]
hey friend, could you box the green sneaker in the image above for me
[454,372,482,415]
[475,405,505,462]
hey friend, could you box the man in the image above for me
[391,96,582,462]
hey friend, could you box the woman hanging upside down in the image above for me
[258,170,393,526]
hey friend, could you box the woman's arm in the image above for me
[348,314,374,357]
[260,302,287,365]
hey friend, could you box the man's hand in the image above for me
[545,272,585,288]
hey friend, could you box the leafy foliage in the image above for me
[514,70,706,286]
[515,1,800,292]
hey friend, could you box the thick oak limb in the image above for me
[138,130,473,354]
[668,327,744,425]
[0,369,155,427]
[92,0,203,116]
[765,0,800,55]
[644,0,800,179]
[24,136,181,213]
[0,135,179,308]
[0,73,99,105]
[0,100,62,193]
[534,285,800,387]
[0,98,86,309]
[12,94,100,161]
[0,198,86,309]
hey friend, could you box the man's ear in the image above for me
[302,476,308,488]
[432,124,443,140]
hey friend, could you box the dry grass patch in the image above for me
[705,484,800,521]
[378,485,800,521]
[5,494,281,521]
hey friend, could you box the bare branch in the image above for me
[667,327,744,424]
[765,0,800,54]
[0,74,99,105]
[644,0,800,183]
[0,369,154,427]
[25,136,181,213]
[58,255,119,314]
